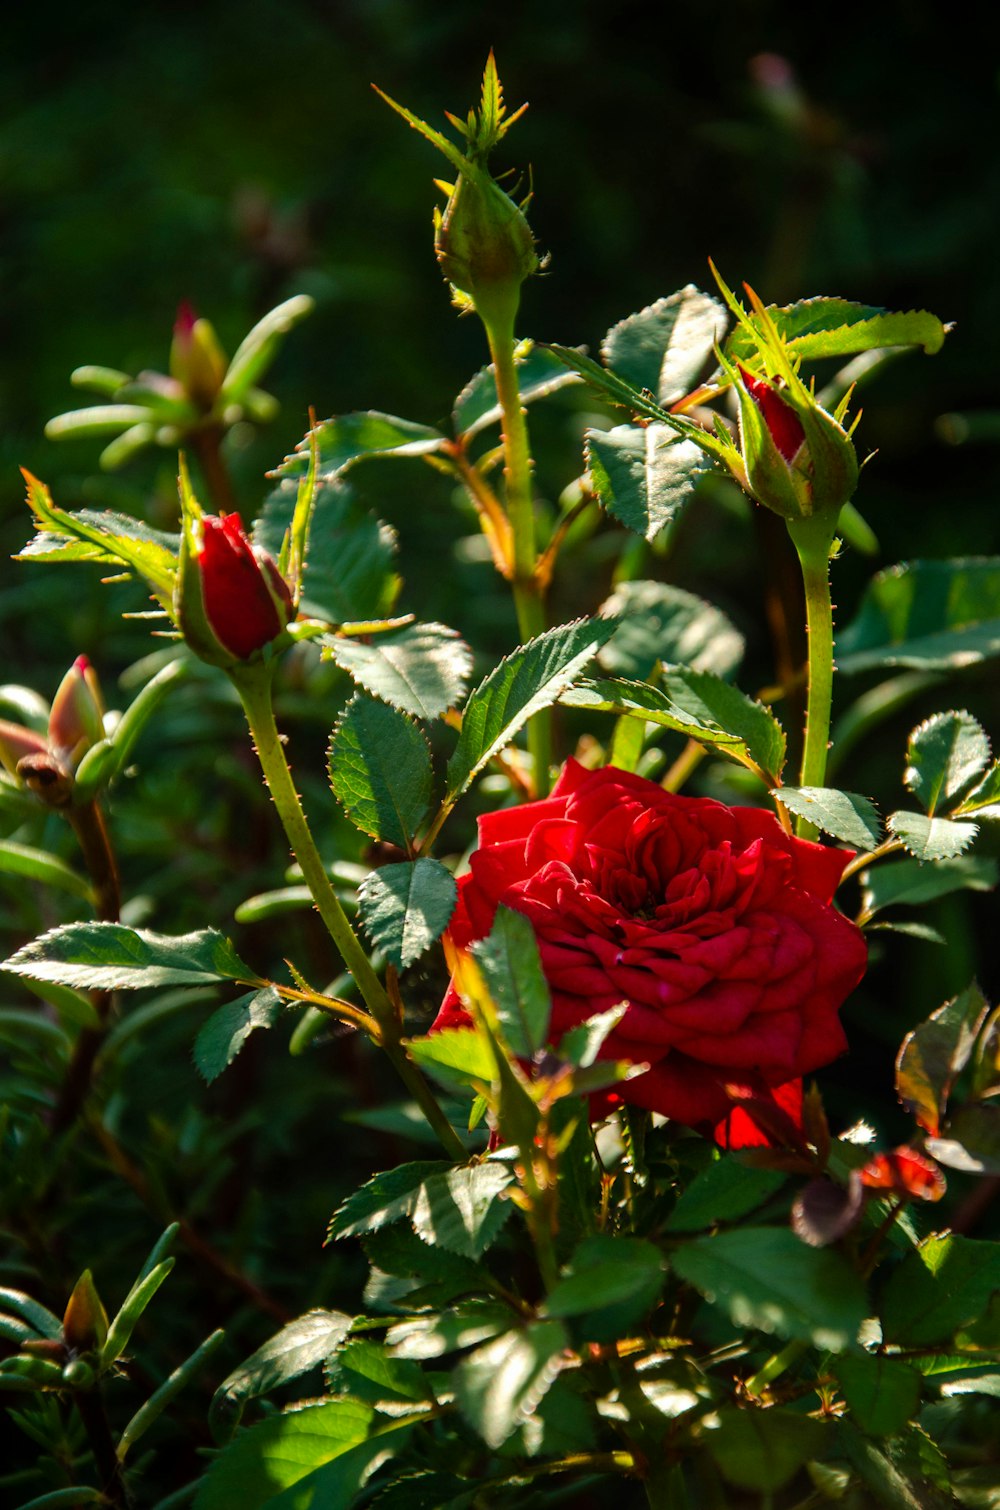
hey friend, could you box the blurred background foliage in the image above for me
[2,3,1000,1497]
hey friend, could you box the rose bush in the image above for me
[436,760,867,1136]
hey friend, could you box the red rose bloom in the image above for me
[436,761,866,1136]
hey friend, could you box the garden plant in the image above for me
[3,55,1000,1509]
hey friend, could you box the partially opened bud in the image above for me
[170,302,227,411]
[48,656,105,769]
[178,511,294,664]
[733,364,858,521]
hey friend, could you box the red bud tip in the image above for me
[198,513,293,660]
[174,300,198,340]
[739,365,807,462]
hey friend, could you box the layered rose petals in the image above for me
[437,761,867,1134]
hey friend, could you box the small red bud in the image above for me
[48,655,104,766]
[197,513,293,660]
[739,366,806,461]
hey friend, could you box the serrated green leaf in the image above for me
[543,1236,664,1327]
[543,345,730,466]
[772,787,881,850]
[358,859,456,970]
[453,1321,568,1449]
[563,671,785,783]
[386,1300,514,1360]
[328,1161,450,1242]
[832,1353,922,1437]
[193,987,283,1085]
[904,710,991,814]
[671,1227,867,1350]
[558,1004,628,1068]
[17,490,178,607]
[725,297,947,362]
[597,580,744,681]
[839,1420,953,1510]
[329,696,433,850]
[887,810,978,860]
[447,617,618,799]
[323,622,472,719]
[273,411,446,481]
[209,1310,354,1437]
[665,1157,788,1232]
[706,1405,828,1493]
[0,840,92,901]
[3,922,252,991]
[957,761,1000,816]
[881,1232,1000,1346]
[664,668,786,779]
[927,1103,1000,1174]
[453,341,581,439]
[255,480,400,623]
[837,558,1000,674]
[193,1396,379,1510]
[363,1224,489,1310]
[895,982,989,1135]
[601,286,728,403]
[410,1163,514,1259]
[470,905,551,1058]
[403,1027,495,1097]
[586,425,710,541]
[861,855,998,916]
[327,1339,431,1405]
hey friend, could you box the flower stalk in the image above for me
[786,510,840,837]
[482,313,552,797]
[230,661,466,1160]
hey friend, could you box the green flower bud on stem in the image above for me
[377,52,540,329]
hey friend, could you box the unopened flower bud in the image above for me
[435,168,539,326]
[733,364,859,521]
[170,302,227,411]
[62,1269,109,1352]
[178,511,294,664]
[48,656,105,769]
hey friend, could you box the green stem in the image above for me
[744,1337,808,1397]
[786,511,839,837]
[483,313,553,796]
[231,662,466,1160]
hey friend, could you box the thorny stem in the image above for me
[482,313,553,796]
[786,511,839,838]
[231,662,467,1161]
